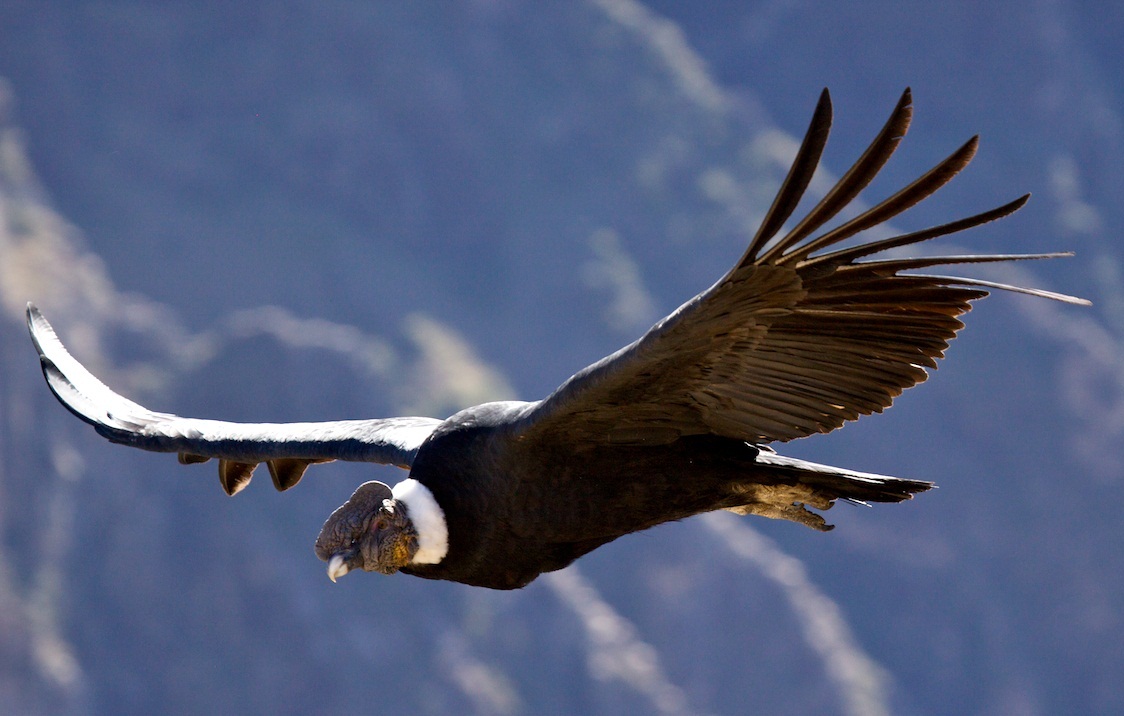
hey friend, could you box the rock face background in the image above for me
[0,2,1120,714]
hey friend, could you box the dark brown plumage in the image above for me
[29,89,1087,589]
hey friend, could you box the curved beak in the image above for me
[327,554,350,583]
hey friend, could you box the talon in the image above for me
[267,458,325,492]
[218,459,257,496]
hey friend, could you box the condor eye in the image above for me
[373,518,388,531]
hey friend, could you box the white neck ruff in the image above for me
[392,478,449,564]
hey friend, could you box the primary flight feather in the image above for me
[29,89,1087,589]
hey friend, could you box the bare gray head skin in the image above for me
[314,481,418,581]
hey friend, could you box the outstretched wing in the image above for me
[516,89,1088,448]
[28,305,440,495]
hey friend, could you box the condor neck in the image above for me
[392,478,448,564]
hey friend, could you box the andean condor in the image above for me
[28,89,1087,590]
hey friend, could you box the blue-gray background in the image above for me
[0,2,1119,714]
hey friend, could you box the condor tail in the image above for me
[728,451,933,531]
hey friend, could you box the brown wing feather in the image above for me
[515,90,1087,447]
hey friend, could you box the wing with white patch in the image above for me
[28,305,440,495]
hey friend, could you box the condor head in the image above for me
[314,481,419,581]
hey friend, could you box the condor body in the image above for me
[28,89,1087,590]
